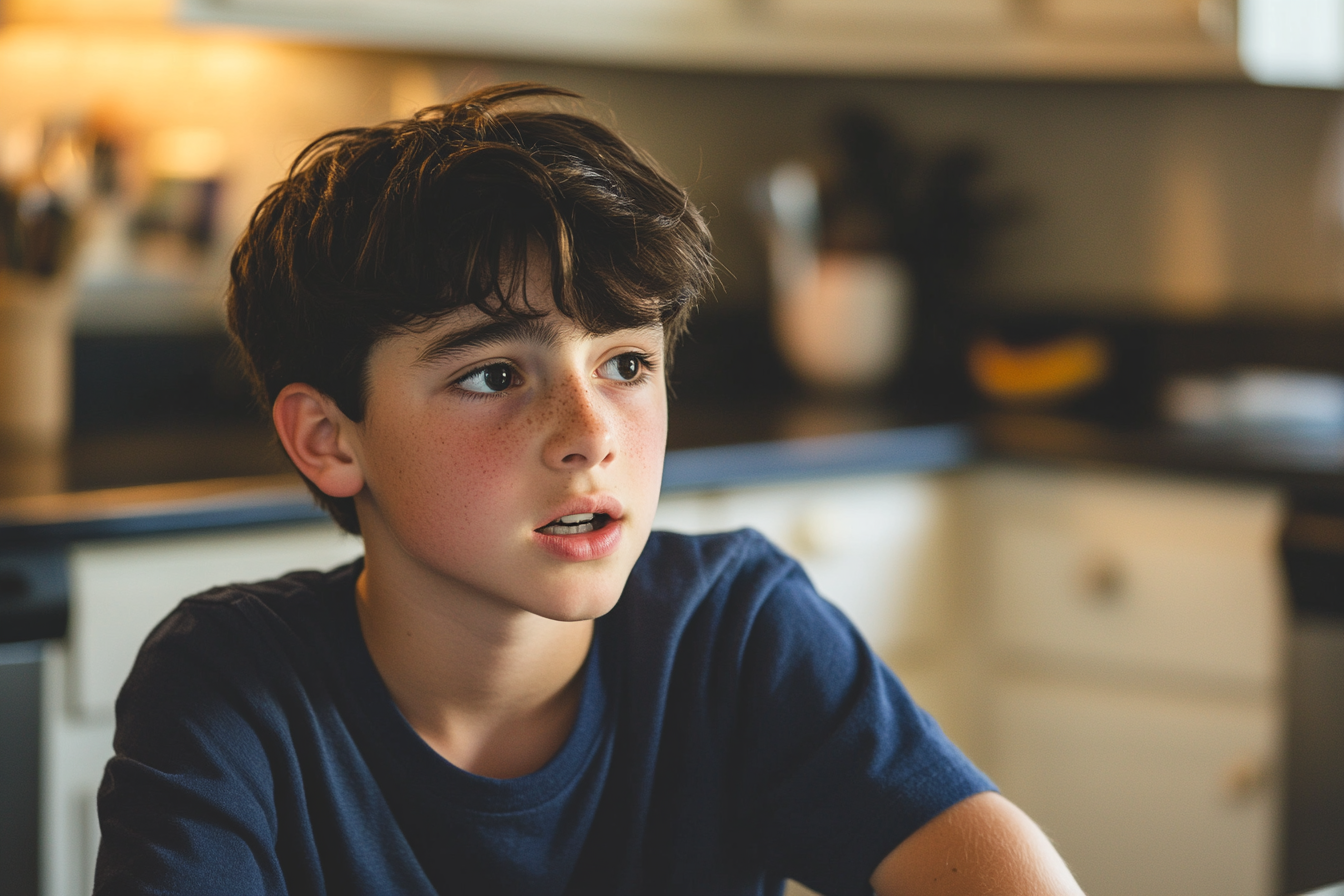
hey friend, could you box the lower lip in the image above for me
[532,519,623,561]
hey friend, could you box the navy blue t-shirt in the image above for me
[95,530,992,896]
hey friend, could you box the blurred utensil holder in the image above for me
[0,270,72,452]
[773,250,911,392]
[757,162,911,393]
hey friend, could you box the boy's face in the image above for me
[346,281,667,623]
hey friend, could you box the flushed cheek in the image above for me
[619,404,667,504]
[629,406,667,464]
[377,416,529,548]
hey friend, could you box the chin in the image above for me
[530,583,625,622]
[524,546,641,622]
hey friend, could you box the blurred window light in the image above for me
[1239,0,1344,88]
[145,128,226,181]
[2,0,171,25]
[0,121,43,184]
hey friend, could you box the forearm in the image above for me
[870,792,1085,896]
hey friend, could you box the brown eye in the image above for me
[459,364,515,393]
[600,354,644,382]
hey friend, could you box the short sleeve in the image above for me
[732,558,994,896]
[94,601,293,896]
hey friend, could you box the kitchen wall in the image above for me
[3,10,1343,331]
[490,64,1344,317]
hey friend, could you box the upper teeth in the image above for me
[559,513,595,524]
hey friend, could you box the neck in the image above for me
[355,556,593,779]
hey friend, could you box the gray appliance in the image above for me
[0,545,69,896]
[1281,500,1344,894]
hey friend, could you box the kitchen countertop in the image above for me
[7,398,1344,644]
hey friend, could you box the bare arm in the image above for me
[870,792,1086,896]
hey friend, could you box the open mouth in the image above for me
[535,512,612,536]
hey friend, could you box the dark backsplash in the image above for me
[974,310,1344,428]
[71,332,258,433]
[70,311,1344,438]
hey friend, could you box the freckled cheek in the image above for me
[618,401,667,499]
[390,415,533,537]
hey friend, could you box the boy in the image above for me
[95,83,1083,895]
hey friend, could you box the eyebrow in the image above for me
[413,317,562,366]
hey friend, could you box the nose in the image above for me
[541,373,616,471]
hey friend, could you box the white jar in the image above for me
[772,250,911,392]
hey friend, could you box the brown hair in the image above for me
[227,82,715,534]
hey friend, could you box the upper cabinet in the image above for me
[176,0,1245,79]
[1043,0,1215,34]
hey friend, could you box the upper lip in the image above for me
[535,495,624,530]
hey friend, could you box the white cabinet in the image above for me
[983,470,1282,687]
[965,465,1286,896]
[41,521,364,896]
[177,0,1242,79]
[994,678,1278,896]
[765,0,1012,29]
[657,473,952,658]
[1043,0,1207,33]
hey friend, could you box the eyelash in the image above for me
[450,352,659,399]
[452,362,520,400]
[608,351,657,386]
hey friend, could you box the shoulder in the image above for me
[150,560,359,648]
[632,528,803,609]
[620,529,819,646]
[119,561,362,715]
[617,528,845,677]
[98,563,365,894]
[108,559,368,793]
[638,529,864,673]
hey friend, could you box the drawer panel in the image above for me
[992,677,1277,896]
[982,468,1285,685]
[656,474,951,658]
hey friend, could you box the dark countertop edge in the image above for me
[0,501,334,547]
[660,422,974,492]
[977,413,1344,500]
[0,423,975,546]
[0,476,330,547]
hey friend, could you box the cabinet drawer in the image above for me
[981,468,1285,686]
[992,677,1277,896]
[656,474,950,658]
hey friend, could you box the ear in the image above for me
[272,383,365,499]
